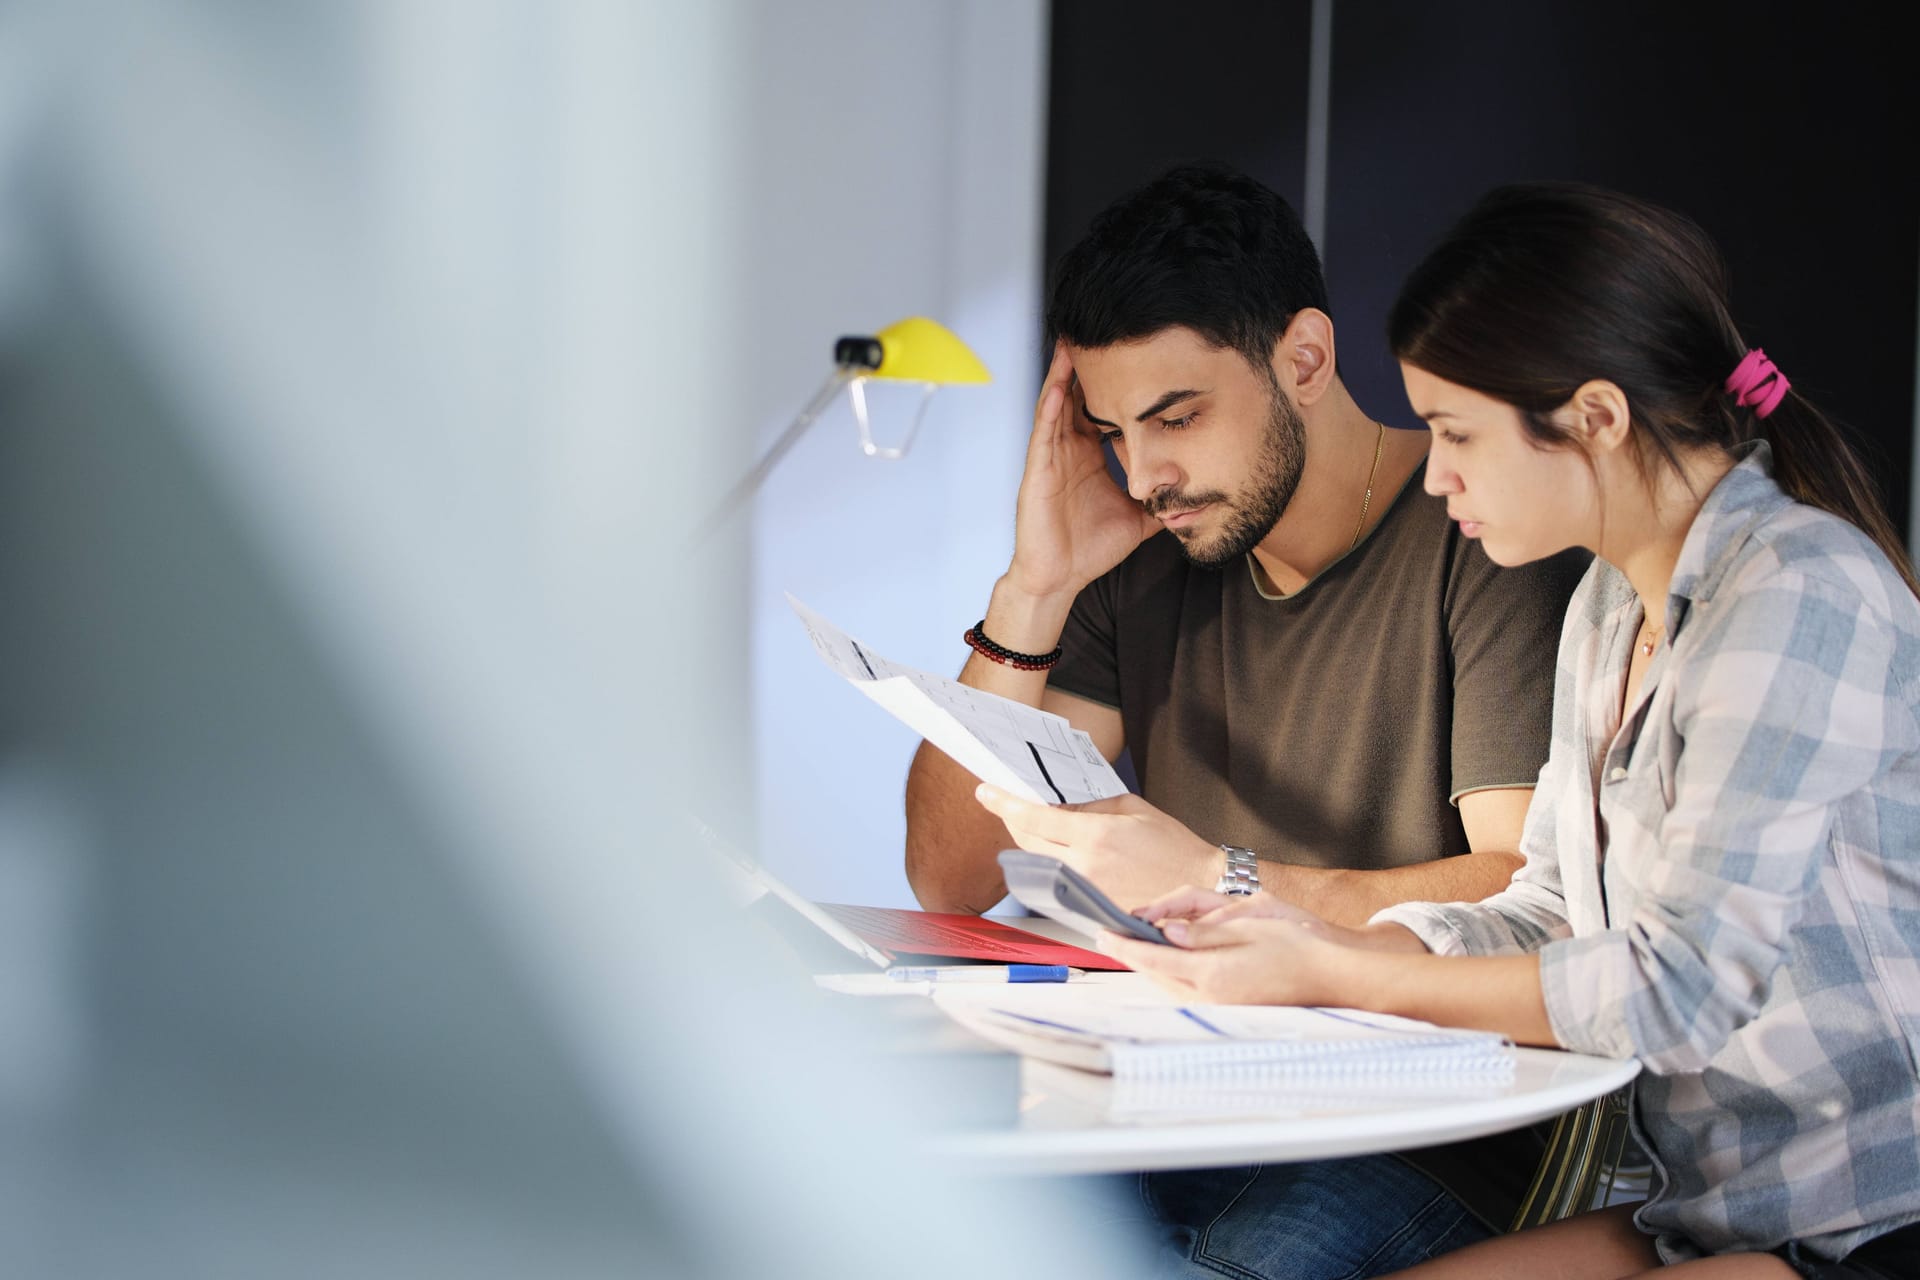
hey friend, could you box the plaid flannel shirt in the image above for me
[1375,446,1920,1263]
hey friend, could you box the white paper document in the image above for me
[788,594,1128,806]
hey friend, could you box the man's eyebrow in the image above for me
[1136,389,1205,423]
[1080,387,1208,431]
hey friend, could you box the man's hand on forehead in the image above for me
[1002,342,1160,599]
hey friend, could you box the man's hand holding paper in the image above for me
[973,783,1217,912]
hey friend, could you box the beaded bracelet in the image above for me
[964,620,1064,671]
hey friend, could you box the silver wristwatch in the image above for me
[1215,845,1260,896]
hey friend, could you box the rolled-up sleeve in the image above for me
[1373,875,1574,956]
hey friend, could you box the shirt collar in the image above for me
[1664,440,1792,634]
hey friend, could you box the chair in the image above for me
[1509,1086,1638,1230]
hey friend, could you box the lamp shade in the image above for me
[863,316,991,384]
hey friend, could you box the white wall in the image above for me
[742,0,1049,906]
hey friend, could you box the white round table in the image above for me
[931,1042,1639,1176]
[920,918,1641,1177]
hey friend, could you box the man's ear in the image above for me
[1564,379,1632,455]
[1272,309,1337,406]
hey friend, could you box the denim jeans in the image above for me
[1134,1155,1492,1280]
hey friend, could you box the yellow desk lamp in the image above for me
[700,317,990,536]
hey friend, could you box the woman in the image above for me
[976,184,1920,1278]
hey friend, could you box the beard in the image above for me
[1149,385,1307,569]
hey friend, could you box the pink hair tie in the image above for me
[1726,348,1791,419]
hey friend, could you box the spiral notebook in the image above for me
[933,988,1514,1086]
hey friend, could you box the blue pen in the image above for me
[885,964,1080,983]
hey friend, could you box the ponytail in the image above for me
[1750,392,1920,599]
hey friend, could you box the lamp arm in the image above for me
[852,380,937,459]
[694,369,854,541]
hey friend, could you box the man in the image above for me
[901,165,1588,1278]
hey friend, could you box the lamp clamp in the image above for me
[833,335,885,371]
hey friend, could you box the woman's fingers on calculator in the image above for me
[1134,885,1232,923]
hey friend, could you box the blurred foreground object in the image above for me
[0,2,1139,1276]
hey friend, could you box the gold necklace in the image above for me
[1348,421,1387,552]
[1638,621,1662,657]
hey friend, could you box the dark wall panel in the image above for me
[1045,0,1920,534]
[1045,0,1315,275]
[1325,0,1919,532]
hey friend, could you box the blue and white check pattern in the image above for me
[1375,446,1920,1264]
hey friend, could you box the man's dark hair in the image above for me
[1045,163,1330,375]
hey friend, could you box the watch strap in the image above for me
[1214,844,1259,896]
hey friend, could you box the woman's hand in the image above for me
[974,784,1219,909]
[1132,884,1326,929]
[1100,906,1359,1005]
[1105,887,1426,1005]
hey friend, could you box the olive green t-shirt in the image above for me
[1049,464,1587,1229]
[1050,463,1587,871]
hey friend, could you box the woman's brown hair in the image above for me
[1389,182,1918,598]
